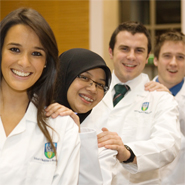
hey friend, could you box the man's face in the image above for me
[154,41,185,89]
[109,31,149,83]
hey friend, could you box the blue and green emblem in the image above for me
[141,102,149,111]
[44,142,57,159]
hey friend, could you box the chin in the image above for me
[77,107,92,114]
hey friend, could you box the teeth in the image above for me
[124,64,135,67]
[168,69,177,73]
[80,95,94,102]
[12,69,31,77]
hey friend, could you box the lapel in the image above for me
[118,76,149,108]
[102,73,150,109]
[8,102,37,137]
[102,88,113,109]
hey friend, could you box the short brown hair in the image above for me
[154,30,185,59]
[109,21,151,55]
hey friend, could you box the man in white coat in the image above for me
[82,21,181,184]
[151,30,185,185]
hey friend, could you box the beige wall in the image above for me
[89,0,119,71]
[103,0,119,71]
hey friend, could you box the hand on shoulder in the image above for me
[45,103,80,131]
[145,81,171,94]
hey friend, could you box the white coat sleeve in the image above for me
[79,127,117,185]
[122,93,181,174]
[52,117,80,185]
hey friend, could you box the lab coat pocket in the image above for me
[26,161,56,185]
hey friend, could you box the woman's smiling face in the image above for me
[67,68,106,113]
[1,24,46,93]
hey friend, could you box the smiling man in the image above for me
[153,30,185,185]
[82,21,181,184]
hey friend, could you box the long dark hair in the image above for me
[0,8,59,155]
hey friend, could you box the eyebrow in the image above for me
[7,42,45,51]
[119,45,146,50]
[136,47,145,51]
[119,45,128,48]
[177,53,185,56]
[8,43,21,46]
[83,71,106,82]
[163,52,185,56]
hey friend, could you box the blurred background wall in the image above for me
[0,0,89,54]
[1,0,184,79]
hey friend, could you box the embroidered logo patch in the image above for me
[141,102,149,111]
[44,142,57,159]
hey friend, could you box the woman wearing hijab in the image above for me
[46,48,117,184]
[57,48,111,122]
[46,48,111,124]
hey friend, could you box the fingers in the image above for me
[98,137,122,147]
[45,103,65,117]
[144,81,158,91]
[102,127,109,132]
[97,129,136,163]
[45,103,61,112]
[45,103,74,118]
[145,81,170,93]
[69,112,80,127]
[97,129,133,162]
[45,103,80,131]
[97,129,116,140]
[98,132,119,143]
[97,130,122,148]
[47,107,80,125]
[104,144,121,151]
[144,81,153,88]
[97,128,109,139]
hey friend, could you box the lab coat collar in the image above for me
[154,76,185,98]
[8,102,37,137]
[110,71,144,93]
[103,72,150,109]
[176,77,185,98]
[25,101,38,123]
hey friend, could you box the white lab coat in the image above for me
[0,102,80,185]
[79,127,118,185]
[82,72,181,185]
[153,76,185,185]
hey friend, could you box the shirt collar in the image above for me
[111,71,143,91]
[156,77,184,96]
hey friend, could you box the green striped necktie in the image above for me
[113,84,130,107]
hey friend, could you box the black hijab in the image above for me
[55,48,111,123]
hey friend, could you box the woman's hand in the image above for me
[145,81,171,93]
[45,103,80,131]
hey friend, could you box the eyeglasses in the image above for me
[77,74,109,92]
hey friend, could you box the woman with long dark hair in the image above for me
[0,8,80,185]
